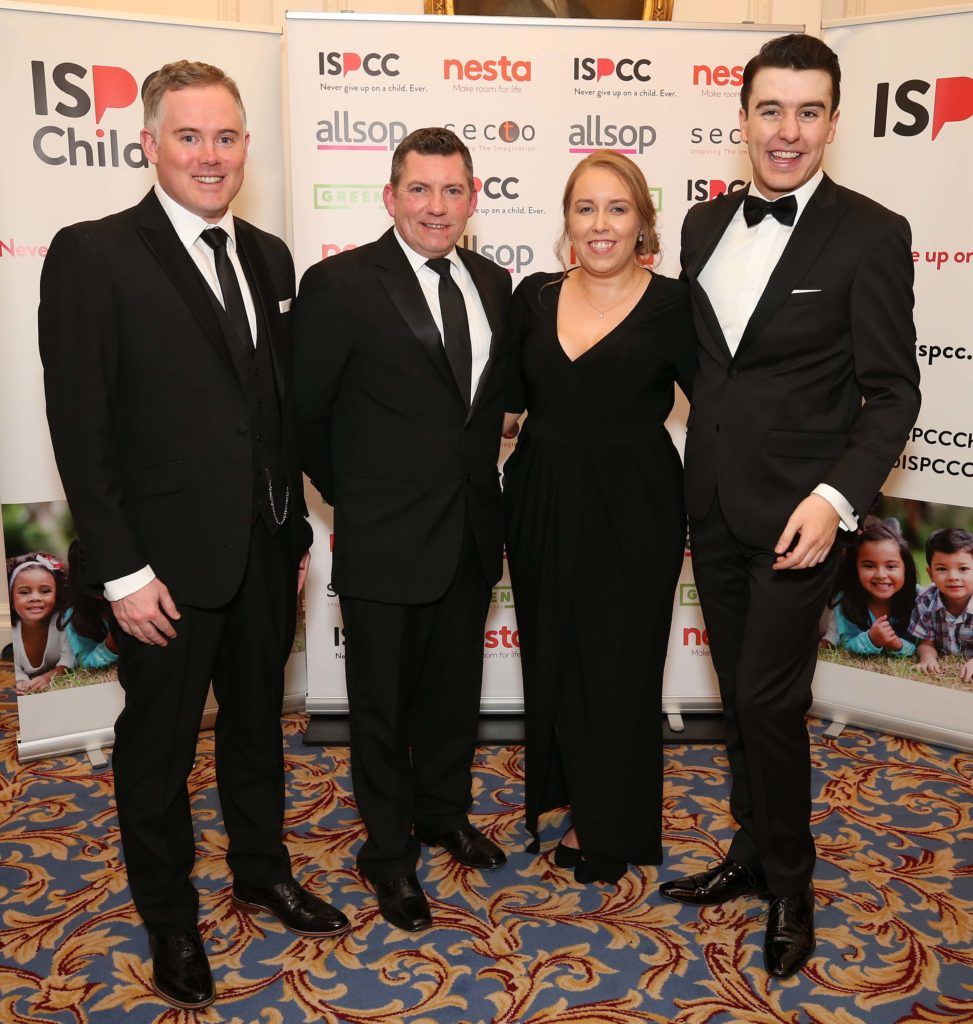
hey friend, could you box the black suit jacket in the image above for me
[681,175,921,548]
[293,228,512,604]
[39,189,312,608]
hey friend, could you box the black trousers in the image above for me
[339,516,491,884]
[690,495,840,897]
[112,519,297,935]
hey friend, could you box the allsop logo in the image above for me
[443,56,531,82]
[313,184,384,210]
[573,57,652,83]
[30,60,150,168]
[315,111,407,151]
[568,115,656,154]
[874,76,973,140]
[318,51,400,77]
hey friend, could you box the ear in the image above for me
[738,105,749,143]
[467,185,478,218]
[382,182,396,218]
[243,131,251,160]
[140,128,159,166]
[826,107,840,144]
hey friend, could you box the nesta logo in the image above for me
[568,115,656,154]
[30,60,150,168]
[321,242,357,259]
[874,76,973,140]
[485,625,520,649]
[443,56,531,82]
[687,178,746,201]
[692,63,743,87]
[474,175,520,200]
[573,57,652,83]
[316,111,408,151]
[318,51,400,77]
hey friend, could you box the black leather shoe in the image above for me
[419,823,506,870]
[764,883,815,979]
[554,842,581,869]
[233,879,350,937]
[149,930,214,1009]
[659,858,769,906]
[375,874,432,932]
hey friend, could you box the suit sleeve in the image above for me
[821,212,921,515]
[505,276,533,414]
[38,226,146,586]
[291,259,354,505]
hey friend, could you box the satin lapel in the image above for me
[683,191,746,365]
[374,230,462,402]
[736,175,845,359]
[134,191,237,378]
[458,247,503,418]
[235,222,285,402]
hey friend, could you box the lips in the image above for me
[587,240,616,253]
[193,176,224,184]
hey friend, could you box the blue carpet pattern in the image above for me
[1,676,971,1024]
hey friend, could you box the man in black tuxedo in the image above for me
[293,128,511,931]
[662,35,921,978]
[38,61,348,1011]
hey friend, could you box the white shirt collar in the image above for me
[749,169,824,224]
[393,227,460,274]
[154,183,237,251]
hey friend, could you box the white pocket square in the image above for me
[279,298,293,313]
[791,288,822,294]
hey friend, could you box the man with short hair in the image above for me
[294,127,511,931]
[39,61,348,1011]
[665,34,921,978]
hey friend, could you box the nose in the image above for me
[199,138,219,163]
[778,111,800,141]
[427,190,448,214]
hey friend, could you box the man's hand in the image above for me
[297,550,311,594]
[110,578,180,646]
[773,494,841,571]
[502,412,521,440]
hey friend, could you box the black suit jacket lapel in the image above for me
[458,246,503,418]
[235,221,285,402]
[134,190,238,378]
[374,229,463,404]
[736,175,846,358]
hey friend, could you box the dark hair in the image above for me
[833,520,917,631]
[143,60,245,136]
[925,527,973,565]
[741,33,841,114]
[389,127,474,191]
[6,552,70,627]
[60,539,109,641]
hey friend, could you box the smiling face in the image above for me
[929,550,973,613]
[11,567,57,626]
[383,151,476,260]
[141,84,249,223]
[739,66,839,200]
[856,540,906,606]
[566,166,643,279]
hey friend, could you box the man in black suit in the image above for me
[293,128,511,931]
[662,35,921,978]
[38,61,348,1011]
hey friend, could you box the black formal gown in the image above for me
[504,270,696,881]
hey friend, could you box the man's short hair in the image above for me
[741,33,841,115]
[143,60,246,137]
[925,527,973,564]
[389,127,475,191]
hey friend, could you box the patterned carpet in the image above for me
[1,679,971,1024]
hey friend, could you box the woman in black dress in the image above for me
[503,151,696,884]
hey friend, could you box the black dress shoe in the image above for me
[659,858,769,906]
[233,879,350,937]
[764,883,815,979]
[375,874,432,932]
[149,930,214,1009]
[554,841,581,869]
[419,823,506,870]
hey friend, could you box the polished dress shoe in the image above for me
[659,858,769,906]
[764,883,815,979]
[149,930,214,1009]
[419,822,506,870]
[233,879,350,937]
[554,841,581,869]
[375,874,432,932]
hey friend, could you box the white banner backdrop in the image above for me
[812,8,973,750]
[286,13,797,714]
[0,2,294,760]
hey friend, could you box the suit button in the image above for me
[256,433,263,442]
[237,420,248,434]
[256,399,263,410]
[729,369,740,379]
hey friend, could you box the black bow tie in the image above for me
[743,193,798,228]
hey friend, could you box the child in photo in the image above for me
[827,520,918,657]
[7,553,75,695]
[910,527,973,682]
[62,539,118,671]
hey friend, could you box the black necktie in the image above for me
[200,227,253,357]
[743,193,798,228]
[426,258,472,407]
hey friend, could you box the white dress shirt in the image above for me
[393,228,492,404]
[697,170,856,530]
[104,187,258,602]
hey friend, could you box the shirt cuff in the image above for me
[813,484,858,532]
[103,565,156,602]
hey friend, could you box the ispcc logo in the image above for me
[875,76,973,140]
[316,111,407,151]
[474,175,520,200]
[573,57,652,83]
[318,51,400,77]
[687,178,746,201]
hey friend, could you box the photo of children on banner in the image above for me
[911,528,973,683]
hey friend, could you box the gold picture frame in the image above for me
[424,0,673,19]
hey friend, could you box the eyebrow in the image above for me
[172,126,241,135]
[573,196,631,204]
[403,180,466,189]
[755,99,827,110]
